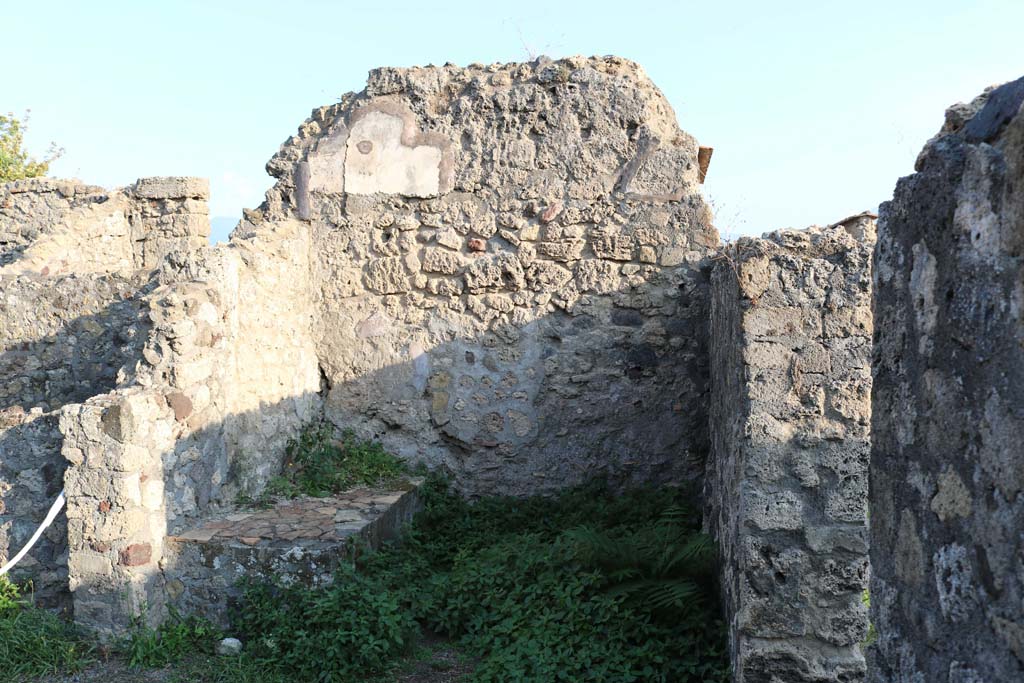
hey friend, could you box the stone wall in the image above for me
[60,390,175,636]
[0,273,150,412]
[706,218,874,682]
[0,179,110,268]
[265,56,719,496]
[0,176,209,610]
[0,408,67,610]
[0,177,209,278]
[870,78,1024,682]
[60,219,320,633]
[128,217,321,526]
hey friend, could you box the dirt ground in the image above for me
[28,632,474,683]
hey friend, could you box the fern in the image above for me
[564,504,718,620]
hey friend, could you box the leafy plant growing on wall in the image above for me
[264,422,409,498]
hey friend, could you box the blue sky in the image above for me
[7,1,1022,242]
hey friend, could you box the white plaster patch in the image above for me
[344,111,443,197]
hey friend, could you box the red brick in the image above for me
[119,543,152,567]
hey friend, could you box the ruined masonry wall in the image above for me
[0,274,149,413]
[706,220,874,682]
[0,176,209,610]
[60,219,320,634]
[0,177,210,278]
[266,56,719,496]
[60,390,174,635]
[0,410,67,610]
[870,79,1024,682]
[0,179,109,268]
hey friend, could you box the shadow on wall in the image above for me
[0,412,67,611]
[317,287,713,498]
[56,278,716,635]
[0,221,719,628]
[0,275,154,413]
[0,278,155,611]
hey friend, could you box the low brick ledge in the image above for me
[168,481,422,550]
[160,480,423,624]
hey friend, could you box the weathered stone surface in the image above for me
[706,220,874,683]
[59,391,175,638]
[0,409,68,609]
[0,273,149,412]
[163,484,422,624]
[870,78,1024,683]
[284,56,718,496]
[217,638,243,656]
[0,176,209,277]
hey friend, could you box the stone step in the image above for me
[161,480,422,623]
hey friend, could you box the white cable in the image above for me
[0,490,66,576]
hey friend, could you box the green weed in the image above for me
[112,476,730,683]
[0,576,95,678]
[268,423,408,498]
[125,607,223,668]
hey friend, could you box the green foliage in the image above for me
[0,575,20,615]
[0,112,61,183]
[564,505,717,617]
[125,607,223,668]
[118,477,729,683]
[0,576,95,678]
[861,589,878,649]
[371,478,730,683]
[166,654,289,683]
[267,423,408,498]
[232,567,417,681]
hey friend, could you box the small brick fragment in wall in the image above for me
[120,543,152,567]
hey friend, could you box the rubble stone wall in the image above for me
[127,218,321,529]
[0,176,209,609]
[60,390,175,636]
[706,219,874,682]
[265,56,719,496]
[0,409,67,610]
[0,177,209,278]
[870,78,1024,682]
[0,273,150,412]
[60,218,321,634]
[0,179,111,268]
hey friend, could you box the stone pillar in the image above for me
[870,77,1024,682]
[129,177,210,270]
[60,389,175,637]
[706,221,874,682]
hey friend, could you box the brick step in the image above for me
[161,480,422,623]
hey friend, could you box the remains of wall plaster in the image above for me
[870,77,1024,682]
[706,218,874,682]
[270,56,719,495]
